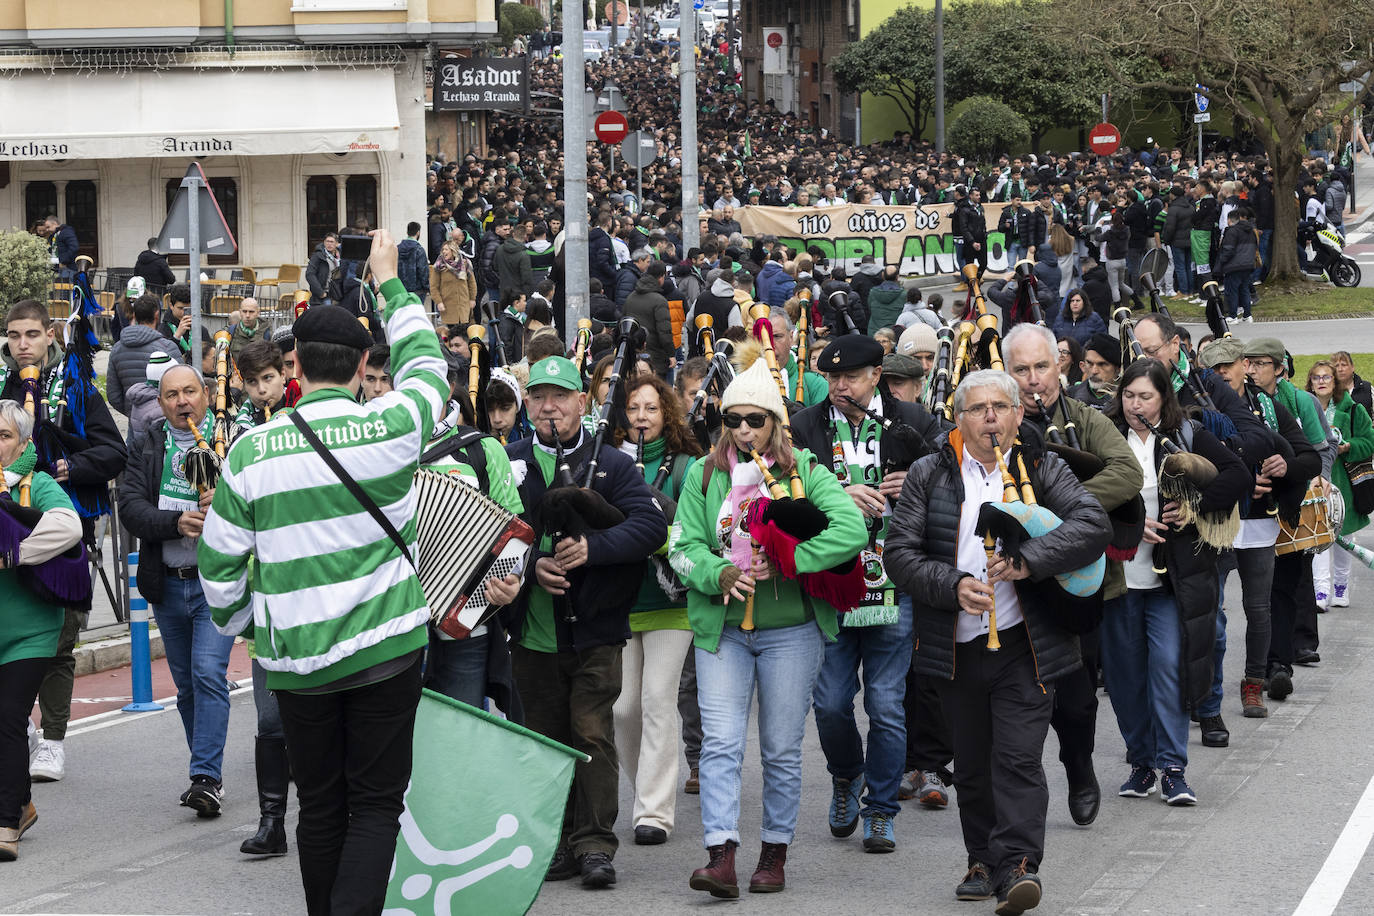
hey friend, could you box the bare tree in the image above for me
[1062,0,1373,282]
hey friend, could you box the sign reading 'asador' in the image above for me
[435,57,529,111]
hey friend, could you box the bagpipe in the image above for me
[0,378,92,606]
[742,448,866,629]
[924,325,957,423]
[826,289,862,337]
[840,394,934,493]
[1005,259,1044,328]
[483,298,509,367]
[537,318,645,620]
[467,323,492,436]
[1117,304,1229,429]
[940,265,1006,419]
[794,288,812,403]
[641,429,688,603]
[686,339,734,451]
[1032,392,1145,561]
[571,318,594,385]
[179,331,233,495]
[693,314,715,366]
[974,434,1106,636]
[1202,279,1231,341]
[1133,413,1239,574]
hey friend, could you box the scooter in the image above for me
[1300,219,1362,287]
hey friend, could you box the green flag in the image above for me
[384,691,587,915]
[742,130,752,159]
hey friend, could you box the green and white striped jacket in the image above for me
[200,278,448,690]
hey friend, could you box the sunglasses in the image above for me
[723,412,770,429]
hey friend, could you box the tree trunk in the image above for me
[1267,122,1304,283]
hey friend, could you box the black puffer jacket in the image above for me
[1118,418,1250,709]
[790,393,947,481]
[885,433,1110,685]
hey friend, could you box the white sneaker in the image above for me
[30,739,65,782]
[1332,583,1351,607]
[27,721,39,764]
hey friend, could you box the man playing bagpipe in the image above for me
[886,370,1111,916]
[499,355,667,890]
[790,335,944,853]
[1003,324,1145,827]
[3,299,127,784]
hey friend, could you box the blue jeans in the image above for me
[1253,229,1273,283]
[813,595,913,816]
[153,577,235,781]
[696,622,825,847]
[1223,271,1252,318]
[425,632,487,709]
[251,658,282,739]
[1171,245,1193,294]
[1009,243,1026,265]
[1099,589,1189,771]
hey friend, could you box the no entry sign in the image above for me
[1088,122,1121,156]
[593,110,630,145]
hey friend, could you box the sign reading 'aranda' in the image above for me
[435,57,529,111]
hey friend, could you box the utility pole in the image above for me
[563,0,589,328]
[680,0,700,253]
[934,0,945,152]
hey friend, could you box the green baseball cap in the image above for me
[527,355,582,392]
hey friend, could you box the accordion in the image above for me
[414,468,535,639]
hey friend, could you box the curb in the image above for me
[73,632,165,678]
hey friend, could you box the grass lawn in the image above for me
[1291,353,1374,386]
[1166,284,1374,322]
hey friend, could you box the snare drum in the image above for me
[1275,482,1335,556]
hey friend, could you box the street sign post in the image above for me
[157,161,237,355]
[1193,112,1211,123]
[1088,122,1121,156]
[621,130,658,207]
[1195,85,1209,165]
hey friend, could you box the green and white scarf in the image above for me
[829,399,898,626]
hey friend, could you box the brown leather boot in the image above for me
[749,841,787,893]
[689,841,739,898]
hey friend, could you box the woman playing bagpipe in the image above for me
[668,356,865,898]
[610,374,705,847]
[1101,359,1249,807]
[0,399,86,861]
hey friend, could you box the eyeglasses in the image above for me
[959,402,1016,418]
[723,412,770,429]
[1311,374,1334,383]
[1141,342,1169,358]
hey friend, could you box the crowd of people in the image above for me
[2,10,1370,915]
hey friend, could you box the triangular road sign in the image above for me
[156,162,237,256]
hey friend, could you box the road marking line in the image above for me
[1291,767,1374,915]
[64,686,251,738]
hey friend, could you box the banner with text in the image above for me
[735,202,1018,279]
[435,57,529,111]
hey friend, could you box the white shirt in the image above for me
[956,446,1025,643]
[1123,430,1163,590]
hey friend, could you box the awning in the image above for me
[0,67,400,160]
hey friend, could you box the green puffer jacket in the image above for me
[668,447,866,652]
[1327,392,1374,536]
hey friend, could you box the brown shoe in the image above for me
[15,802,36,842]
[749,842,787,893]
[689,841,739,898]
[0,827,18,862]
[1241,677,1268,718]
[683,767,700,795]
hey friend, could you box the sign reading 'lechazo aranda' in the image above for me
[435,57,529,111]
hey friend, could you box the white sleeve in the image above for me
[18,507,83,566]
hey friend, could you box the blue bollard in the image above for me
[122,550,164,713]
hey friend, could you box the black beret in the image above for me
[293,305,374,351]
[818,335,885,372]
[1084,333,1122,367]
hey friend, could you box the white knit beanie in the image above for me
[145,351,175,387]
[898,322,939,356]
[720,357,787,425]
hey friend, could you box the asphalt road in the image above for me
[11,555,1374,916]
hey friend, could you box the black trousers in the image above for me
[1269,552,1317,676]
[276,655,423,916]
[511,642,622,857]
[938,625,1054,888]
[1050,629,1099,782]
[678,643,702,770]
[0,657,49,828]
[904,668,954,779]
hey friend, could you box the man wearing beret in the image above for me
[501,355,668,889]
[1068,333,1123,410]
[200,231,451,914]
[791,334,946,852]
